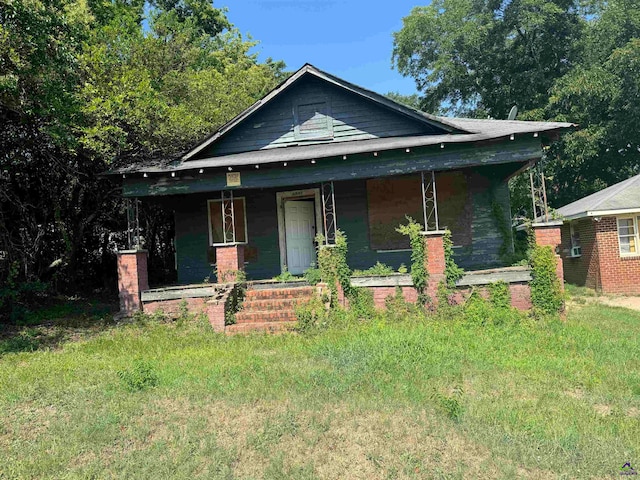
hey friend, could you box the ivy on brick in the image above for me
[529,245,564,315]
[397,217,428,306]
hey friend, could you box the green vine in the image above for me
[443,230,464,288]
[316,230,352,302]
[487,281,510,309]
[397,217,428,305]
[529,245,564,315]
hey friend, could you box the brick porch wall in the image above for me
[423,232,446,303]
[366,283,531,311]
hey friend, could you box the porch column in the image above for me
[215,189,245,283]
[532,221,564,291]
[117,250,149,315]
[216,244,245,283]
[422,231,447,303]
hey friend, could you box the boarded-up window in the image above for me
[294,100,332,139]
[208,198,247,245]
[366,172,472,250]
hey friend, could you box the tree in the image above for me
[0,0,285,306]
[392,0,586,118]
[392,0,640,215]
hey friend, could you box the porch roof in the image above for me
[111,120,572,175]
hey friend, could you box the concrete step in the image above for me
[235,309,297,324]
[241,298,305,312]
[245,286,315,301]
[225,321,297,334]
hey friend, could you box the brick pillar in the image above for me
[532,221,564,291]
[117,250,149,315]
[422,231,446,303]
[216,244,245,283]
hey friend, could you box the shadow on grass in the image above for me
[0,298,118,355]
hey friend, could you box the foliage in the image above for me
[295,297,331,334]
[392,0,585,117]
[487,281,511,309]
[529,245,564,315]
[393,0,640,218]
[431,385,464,422]
[443,230,464,288]
[397,263,408,274]
[460,289,524,327]
[397,217,428,305]
[352,262,396,277]
[316,230,352,302]
[0,0,285,299]
[274,267,299,283]
[117,359,160,392]
[224,283,245,326]
[302,266,322,285]
[384,286,424,322]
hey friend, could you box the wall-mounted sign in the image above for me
[226,172,241,187]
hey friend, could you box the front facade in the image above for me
[558,174,640,294]
[115,64,572,288]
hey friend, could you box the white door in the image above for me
[284,200,316,275]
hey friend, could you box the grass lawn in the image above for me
[1,300,639,479]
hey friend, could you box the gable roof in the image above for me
[107,63,576,175]
[556,173,640,220]
[181,63,462,161]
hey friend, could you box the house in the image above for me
[110,64,573,331]
[557,173,640,294]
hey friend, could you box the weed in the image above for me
[117,359,160,391]
[352,262,395,277]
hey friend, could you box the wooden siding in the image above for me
[172,166,516,284]
[196,77,438,158]
[123,137,541,198]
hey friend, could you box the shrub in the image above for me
[118,360,159,392]
[529,245,564,315]
[303,266,322,285]
[295,297,330,333]
[384,286,423,322]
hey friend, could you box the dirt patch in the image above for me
[593,404,612,416]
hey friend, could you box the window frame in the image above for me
[293,96,333,141]
[207,197,249,247]
[569,221,581,257]
[617,216,640,257]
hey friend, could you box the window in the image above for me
[294,99,333,140]
[617,216,640,255]
[569,222,581,257]
[208,197,247,245]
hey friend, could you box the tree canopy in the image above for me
[393,0,640,210]
[0,0,285,304]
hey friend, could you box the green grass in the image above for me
[0,303,639,479]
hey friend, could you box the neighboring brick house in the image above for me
[557,173,640,294]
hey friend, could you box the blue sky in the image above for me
[223,1,426,95]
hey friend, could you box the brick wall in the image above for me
[424,233,446,302]
[560,219,600,290]
[595,216,640,294]
[117,251,149,314]
[216,244,245,282]
[365,282,531,311]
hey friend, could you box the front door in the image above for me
[284,200,316,275]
